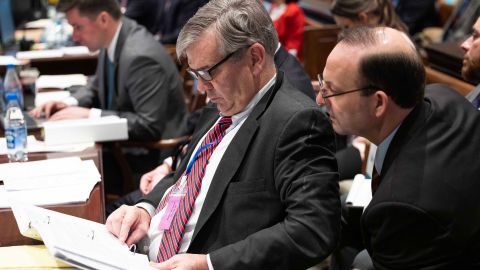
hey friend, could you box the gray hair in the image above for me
[176,0,278,63]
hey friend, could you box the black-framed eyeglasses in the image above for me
[317,74,378,99]
[187,47,245,82]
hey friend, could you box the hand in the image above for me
[150,254,208,270]
[106,205,151,246]
[140,163,172,195]
[29,101,67,118]
[48,106,91,120]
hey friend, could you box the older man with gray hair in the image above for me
[106,0,341,269]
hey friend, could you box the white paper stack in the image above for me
[0,157,101,208]
[43,116,128,145]
[35,74,87,90]
[0,135,93,154]
[16,46,91,60]
[345,174,372,208]
[9,201,152,270]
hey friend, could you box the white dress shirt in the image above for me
[138,74,277,267]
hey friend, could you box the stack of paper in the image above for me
[43,116,128,145]
[0,157,101,208]
[9,201,152,269]
[345,174,372,208]
[16,46,91,60]
[0,135,94,155]
[35,74,87,90]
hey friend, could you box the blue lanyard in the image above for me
[185,143,213,175]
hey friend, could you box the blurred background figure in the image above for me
[124,0,159,34]
[123,0,208,44]
[330,0,408,33]
[269,0,305,60]
[392,0,439,36]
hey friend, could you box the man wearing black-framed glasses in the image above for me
[323,26,480,270]
[107,0,340,269]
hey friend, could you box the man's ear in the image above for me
[249,43,266,76]
[97,11,110,27]
[373,90,389,118]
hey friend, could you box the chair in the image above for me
[302,24,340,80]
[109,44,206,198]
[425,66,474,97]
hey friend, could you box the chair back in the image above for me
[303,25,340,80]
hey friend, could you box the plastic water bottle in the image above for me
[0,77,5,114]
[3,64,24,110]
[4,104,28,162]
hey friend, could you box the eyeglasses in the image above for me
[187,47,245,82]
[317,74,378,99]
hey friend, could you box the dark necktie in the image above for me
[473,95,480,110]
[107,57,115,110]
[371,165,380,195]
[155,117,233,262]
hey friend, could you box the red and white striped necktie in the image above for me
[155,116,232,262]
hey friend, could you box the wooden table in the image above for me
[0,145,105,246]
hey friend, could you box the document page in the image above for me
[10,201,152,270]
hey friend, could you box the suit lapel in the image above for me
[107,19,130,109]
[190,72,284,243]
[380,100,429,181]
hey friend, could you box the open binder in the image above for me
[10,200,152,270]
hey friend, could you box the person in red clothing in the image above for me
[269,0,305,60]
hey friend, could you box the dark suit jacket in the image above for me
[154,0,208,44]
[143,72,341,269]
[73,18,186,141]
[362,84,480,269]
[275,45,315,100]
[125,0,159,34]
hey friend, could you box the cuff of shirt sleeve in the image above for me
[207,254,214,270]
[89,108,102,118]
[163,157,173,168]
[135,202,156,217]
[63,96,79,106]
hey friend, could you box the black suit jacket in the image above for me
[154,0,208,44]
[362,84,480,269]
[143,72,341,269]
[72,18,186,140]
[275,45,315,100]
[124,0,159,34]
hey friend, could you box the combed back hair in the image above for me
[176,0,279,63]
[339,26,425,108]
[331,0,408,33]
[57,0,121,20]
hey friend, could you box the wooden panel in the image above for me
[303,25,340,80]
[425,66,475,96]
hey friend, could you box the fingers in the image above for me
[150,261,171,270]
[140,174,153,195]
[29,106,43,118]
[118,207,137,242]
[44,102,58,118]
[119,206,150,244]
[106,205,128,238]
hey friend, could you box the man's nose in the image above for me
[461,36,473,53]
[196,78,213,93]
[316,93,326,106]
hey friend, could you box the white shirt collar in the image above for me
[107,21,123,63]
[374,125,400,174]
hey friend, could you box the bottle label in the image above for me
[5,126,27,150]
[5,90,23,108]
